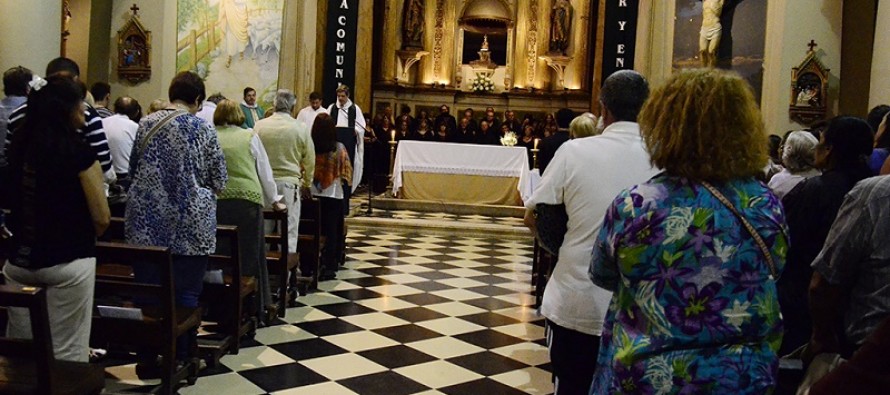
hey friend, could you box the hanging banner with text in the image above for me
[323,0,359,105]
[601,0,639,81]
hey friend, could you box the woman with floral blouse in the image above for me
[589,69,788,394]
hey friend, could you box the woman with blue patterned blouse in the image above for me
[589,69,788,394]
[125,71,227,370]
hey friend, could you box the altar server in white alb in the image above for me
[296,91,328,129]
[327,85,365,195]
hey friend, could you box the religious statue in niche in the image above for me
[699,0,724,68]
[469,35,497,69]
[549,0,572,55]
[117,4,152,84]
[789,41,830,126]
[402,0,424,50]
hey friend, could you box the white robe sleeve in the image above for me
[351,105,367,193]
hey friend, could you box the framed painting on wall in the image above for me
[671,0,767,102]
[176,0,284,110]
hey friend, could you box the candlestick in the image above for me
[531,148,540,169]
[534,138,540,150]
[391,129,396,142]
[388,140,398,193]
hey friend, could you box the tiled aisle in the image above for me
[104,228,553,395]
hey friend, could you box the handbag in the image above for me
[700,181,778,278]
[535,203,568,256]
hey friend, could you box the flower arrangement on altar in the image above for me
[471,75,494,93]
[500,131,518,147]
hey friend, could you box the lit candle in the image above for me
[534,138,540,150]
[391,129,396,142]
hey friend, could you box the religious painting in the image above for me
[176,0,284,109]
[672,0,767,101]
[117,5,152,84]
[789,44,830,126]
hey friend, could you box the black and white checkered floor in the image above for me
[103,227,552,394]
[359,209,527,228]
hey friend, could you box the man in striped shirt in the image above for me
[3,57,112,174]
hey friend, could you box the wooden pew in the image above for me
[0,285,105,395]
[199,225,257,362]
[263,209,299,317]
[91,242,201,394]
[297,198,324,291]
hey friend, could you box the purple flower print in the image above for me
[643,260,694,296]
[665,283,730,335]
[626,210,668,246]
[615,361,654,394]
[729,261,765,299]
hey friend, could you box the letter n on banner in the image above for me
[323,0,359,104]
[601,0,639,81]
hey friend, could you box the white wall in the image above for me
[870,1,890,109]
[761,0,843,134]
[0,0,61,76]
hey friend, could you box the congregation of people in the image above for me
[524,68,890,394]
[2,55,890,395]
[0,58,363,378]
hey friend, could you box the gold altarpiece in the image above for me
[371,0,600,118]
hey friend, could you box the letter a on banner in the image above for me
[323,0,359,105]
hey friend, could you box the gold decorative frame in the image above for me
[789,40,830,126]
[117,4,151,84]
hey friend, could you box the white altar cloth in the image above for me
[392,141,533,203]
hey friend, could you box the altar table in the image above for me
[392,141,532,206]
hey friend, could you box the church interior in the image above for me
[1,0,890,394]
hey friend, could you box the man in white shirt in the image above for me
[296,91,328,129]
[524,70,657,395]
[102,96,140,179]
[196,93,226,128]
[327,85,365,195]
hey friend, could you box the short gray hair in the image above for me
[570,113,598,138]
[782,131,819,172]
[274,89,296,113]
[600,70,649,122]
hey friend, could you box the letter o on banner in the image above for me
[337,29,346,39]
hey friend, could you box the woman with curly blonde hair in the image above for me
[590,68,789,394]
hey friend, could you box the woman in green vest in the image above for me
[214,99,284,325]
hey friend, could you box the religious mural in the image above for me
[672,0,766,100]
[176,0,284,109]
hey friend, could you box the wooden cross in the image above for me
[130,3,139,16]
[807,40,818,52]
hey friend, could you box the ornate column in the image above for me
[526,0,540,89]
[455,28,465,88]
[379,0,399,84]
[505,20,515,90]
[432,0,446,83]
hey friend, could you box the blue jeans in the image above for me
[134,255,208,360]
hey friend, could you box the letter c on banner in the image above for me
[338,16,347,26]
